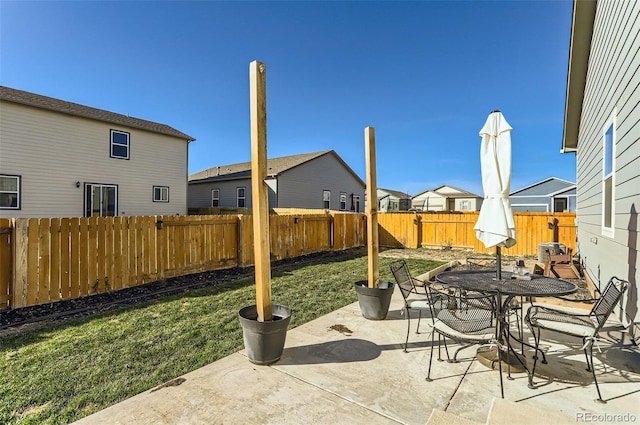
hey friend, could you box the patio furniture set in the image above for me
[389,258,629,403]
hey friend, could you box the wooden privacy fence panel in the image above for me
[384,211,576,257]
[160,215,239,277]
[419,212,478,251]
[10,215,240,308]
[239,214,334,266]
[331,212,366,250]
[377,212,421,248]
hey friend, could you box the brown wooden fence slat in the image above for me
[97,217,106,293]
[27,218,39,306]
[50,218,61,302]
[60,218,71,300]
[70,218,80,299]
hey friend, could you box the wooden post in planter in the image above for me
[365,126,379,288]
[250,60,272,322]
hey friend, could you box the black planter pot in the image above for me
[238,304,292,365]
[354,280,395,320]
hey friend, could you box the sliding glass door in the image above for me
[85,184,117,217]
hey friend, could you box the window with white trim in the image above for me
[460,200,469,211]
[0,174,20,209]
[237,187,246,208]
[110,129,130,159]
[602,115,615,236]
[153,186,169,202]
[323,190,331,209]
[211,189,220,207]
[340,192,347,211]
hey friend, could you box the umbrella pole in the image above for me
[496,246,502,280]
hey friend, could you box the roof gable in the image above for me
[378,188,411,199]
[510,177,576,196]
[433,185,481,198]
[190,150,364,186]
[0,86,195,141]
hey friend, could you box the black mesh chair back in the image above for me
[590,277,628,332]
[389,259,433,352]
[389,259,422,299]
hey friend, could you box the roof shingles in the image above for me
[0,86,195,141]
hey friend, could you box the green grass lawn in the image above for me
[0,252,444,424]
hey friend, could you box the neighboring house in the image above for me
[188,150,365,211]
[0,86,194,218]
[377,188,411,212]
[509,177,576,212]
[562,0,639,343]
[411,185,483,212]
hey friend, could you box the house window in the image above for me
[110,129,130,159]
[211,189,220,207]
[85,184,117,217]
[354,195,361,212]
[553,198,567,212]
[153,186,169,202]
[460,200,469,211]
[237,187,246,208]
[323,190,331,209]
[0,174,20,209]
[602,116,615,235]
[340,193,347,211]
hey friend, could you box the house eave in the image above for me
[561,0,597,153]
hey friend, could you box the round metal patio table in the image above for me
[435,270,578,393]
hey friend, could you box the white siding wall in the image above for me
[412,193,446,211]
[575,0,640,339]
[0,102,189,218]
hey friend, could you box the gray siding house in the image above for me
[0,86,194,218]
[562,0,639,343]
[188,150,365,211]
[509,177,577,212]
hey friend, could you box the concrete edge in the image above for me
[425,408,484,425]
[415,260,460,284]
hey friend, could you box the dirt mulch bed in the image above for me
[0,246,592,336]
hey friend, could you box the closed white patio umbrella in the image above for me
[474,110,516,278]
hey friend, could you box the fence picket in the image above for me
[69,218,80,299]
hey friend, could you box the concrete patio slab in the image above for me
[74,288,640,425]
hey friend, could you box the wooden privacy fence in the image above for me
[0,210,573,311]
[379,211,577,258]
[0,212,365,310]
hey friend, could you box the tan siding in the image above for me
[0,102,188,218]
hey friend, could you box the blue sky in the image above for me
[1,0,576,196]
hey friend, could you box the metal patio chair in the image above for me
[525,276,629,403]
[390,259,442,352]
[425,284,499,384]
